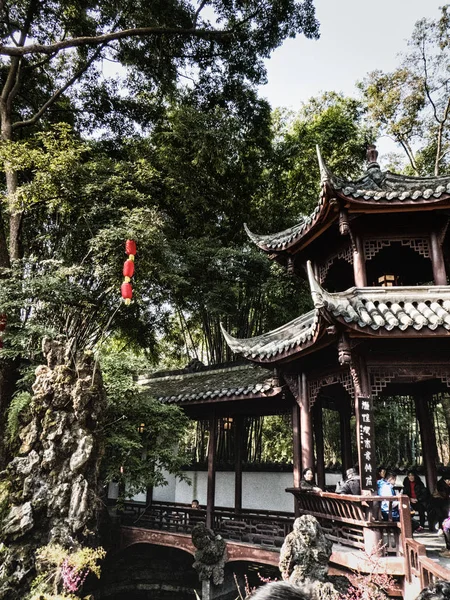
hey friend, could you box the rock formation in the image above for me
[0,338,107,600]
[191,523,227,586]
[279,515,348,600]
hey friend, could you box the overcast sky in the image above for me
[259,0,445,159]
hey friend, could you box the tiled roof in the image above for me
[307,262,450,333]
[221,263,450,364]
[138,363,280,404]
[220,309,320,361]
[245,147,450,253]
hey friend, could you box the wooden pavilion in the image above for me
[222,144,450,496]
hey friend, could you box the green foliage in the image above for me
[100,349,190,496]
[359,7,450,175]
[6,392,32,447]
[261,416,293,463]
[0,480,11,529]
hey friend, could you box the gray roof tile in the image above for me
[138,363,280,404]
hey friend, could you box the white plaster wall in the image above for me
[151,470,343,512]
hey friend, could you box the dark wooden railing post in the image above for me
[206,413,217,530]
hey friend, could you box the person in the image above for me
[336,467,361,495]
[378,471,399,522]
[415,580,450,599]
[299,468,321,493]
[429,474,450,532]
[402,470,429,532]
[191,499,200,509]
[377,466,387,483]
[439,508,450,558]
[250,581,313,600]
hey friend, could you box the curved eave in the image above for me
[220,310,326,364]
[243,195,335,254]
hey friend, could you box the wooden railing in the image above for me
[405,538,450,588]
[286,489,412,556]
[118,501,294,548]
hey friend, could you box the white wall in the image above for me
[151,470,345,512]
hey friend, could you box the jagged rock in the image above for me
[279,515,348,600]
[191,524,227,585]
[70,432,94,472]
[0,339,107,600]
[2,502,33,537]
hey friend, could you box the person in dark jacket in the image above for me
[402,470,429,532]
[337,467,361,495]
[429,475,450,532]
[299,467,321,493]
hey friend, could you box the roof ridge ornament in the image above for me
[366,144,380,170]
[306,260,325,309]
[316,145,332,184]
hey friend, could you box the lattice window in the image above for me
[319,243,353,284]
[364,240,391,261]
[364,238,430,261]
[400,239,430,258]
[308,370,354,407]
[369,366,450,397]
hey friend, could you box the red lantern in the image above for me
[121,282,133,300]
[125,239,137,256]
[123,260,135,278]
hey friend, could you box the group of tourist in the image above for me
[299,465,450,557]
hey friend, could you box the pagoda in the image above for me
[222,145,450,495]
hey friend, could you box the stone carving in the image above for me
[279,515,348,600]
[191,523,227,585]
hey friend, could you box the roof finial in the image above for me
[366,144,379,169]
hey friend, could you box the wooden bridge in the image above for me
[116,493,450,598]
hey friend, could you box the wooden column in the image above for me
[234,415,243,513]
[292,402,301,517]
[414,394,438,491]
[314,401,325,490]
[355,356,377,492]
[206,414,217,529]
[430,230,447,285]
[292,403,301,488]
[353,233,367,287]
[340,397,353,475]
[300,373,314,470]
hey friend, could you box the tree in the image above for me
[0,1,320,466]
[359,7,450,175]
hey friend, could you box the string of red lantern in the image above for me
[121,239,136,305]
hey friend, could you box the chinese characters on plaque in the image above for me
[358,396,376,492]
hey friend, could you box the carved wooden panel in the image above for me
[319,243,353,284]
[364,238,430,261]
[368,366,450,398]
[308,370,355,407]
